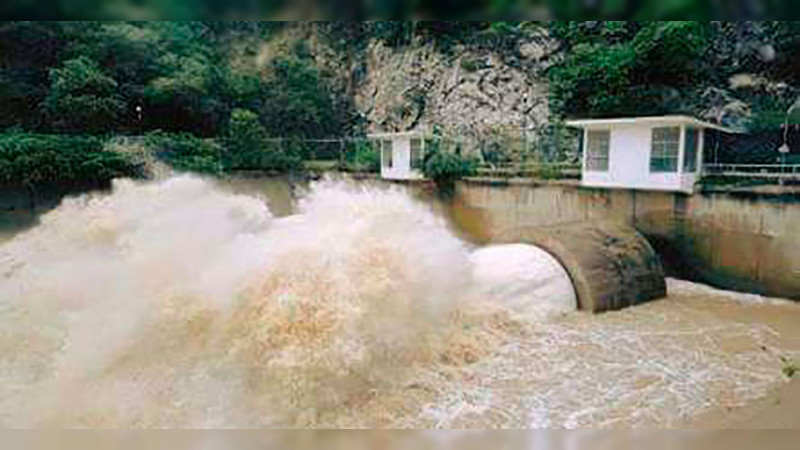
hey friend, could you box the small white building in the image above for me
[566,116,736,194]
[368,131,427,181]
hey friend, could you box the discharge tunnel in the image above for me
[495,221,667,313]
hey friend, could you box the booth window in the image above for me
[650,127,680,173]
[381,140,393,169]
[410,138,424,170]
[586,130,610,172]
[683,128,699,172]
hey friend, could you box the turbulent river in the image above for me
[0,175,799,428]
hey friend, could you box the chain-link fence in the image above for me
[109,128,583,180]
[242,133,582,179]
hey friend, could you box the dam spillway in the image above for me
[451,179,800,300]
[494,221,667,313]
[0,175,797,428]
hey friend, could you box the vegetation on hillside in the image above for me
[0,132,142,190]
[0,22,351,185]
[2,20,800,186]
[549,22,800,133]
[422,131,479,196]
[4,0,786,22]
[0,22,350,138]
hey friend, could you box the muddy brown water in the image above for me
[0,175,799,428]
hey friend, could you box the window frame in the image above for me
[585,129,611,172]
[683,127,699,173]
[650,126,681,173]
[410,137,424,170]
[381,139,393,169]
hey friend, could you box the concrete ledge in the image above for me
[699,183,800,201]
[462,177,581,188]
[494,221,667,313]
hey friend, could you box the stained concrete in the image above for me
[453,179,800,300]
[494,221,667,312]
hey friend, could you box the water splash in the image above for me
[0,176,502,427]
[470,244,577,320]
[0,175,797,429]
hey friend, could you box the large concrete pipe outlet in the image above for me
[495,221,667,313]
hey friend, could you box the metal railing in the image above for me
[474,161,582,179]
[104,134,586,179]
[703,163,800,180]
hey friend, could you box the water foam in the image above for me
[0,176,488,427]
[0,175,795,429]
[470,244,577,320]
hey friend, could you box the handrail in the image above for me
[474,161,582,179]
[477,162,582,169]
[703,163,800,170]
[702,163,800,179]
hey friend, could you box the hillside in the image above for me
[222,23,553,146]
[2,22,800,163]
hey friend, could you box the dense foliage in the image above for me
[3,20,800,180]
[345,141,381,173]
[0,21,356,178]
[144,131,224,174]
[0,22,351,139]
[549,22,800,133]
[223,109,303,172]
[422,135,478,196]
[43,56,127,134]
[0,132,141,189]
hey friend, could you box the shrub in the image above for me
[532,163,565,180]
[43,56,127,134]
[0,132,141,189]
[460,57,484,72]
[354,146,380,172]
[422,148,478,197]
[226,108,264,153]
[222,109,303,173]
[144,131,224,174]
[342,140,379,173]
[224,139,303,173]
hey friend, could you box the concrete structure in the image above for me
[566,116,736,194]
[447,179,800,300]
[368,131,427,181]
[495,221,667,313]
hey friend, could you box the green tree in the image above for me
[42,56,126,134]
[258,55,346,139]
[549,22,714,118]
[224,108,302,172]
[227,108,265,151]
[422,133,478,197]
[0,22,66,129]
[0,132,141,190]
[67,22,164,127]
[144,131,224,174]
[144,52,229,136]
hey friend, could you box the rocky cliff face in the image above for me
[352,35,553,144]
[257,24,556,158]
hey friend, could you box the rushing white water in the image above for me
[0,175,797,429]
[470,244,577,320]
[0,176,554,427]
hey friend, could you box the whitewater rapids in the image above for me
[0,176,575,428]
[0,176,797,428]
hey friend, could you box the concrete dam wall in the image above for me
[4,174,797,304]
[494,221,667,312]
[451,180,800,300]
